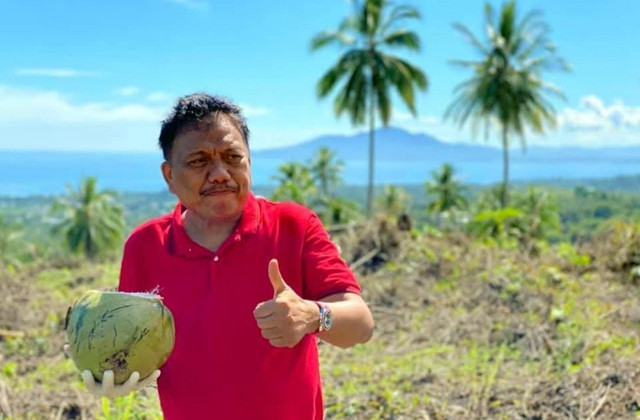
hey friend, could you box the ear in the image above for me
[161,161,175,194]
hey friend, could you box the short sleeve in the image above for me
[301,213,361,300]
[118,236,143,293]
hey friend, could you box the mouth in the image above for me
[200,186,238,196]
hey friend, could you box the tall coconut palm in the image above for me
[311,0,428,215]
[51,177,125,259]
[271,162,317,206]
[445,1,570,207]
[425,163,468,215]
[308,147,344,198]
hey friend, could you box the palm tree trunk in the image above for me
[367,78,375,216]
[501,125,510,208]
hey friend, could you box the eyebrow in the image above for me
[183,146,245,158]
[184,150,207,159]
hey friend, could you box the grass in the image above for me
[1,221,640,419]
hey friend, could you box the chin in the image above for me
[205,202,242,221]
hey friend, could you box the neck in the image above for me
[183,210,241,252]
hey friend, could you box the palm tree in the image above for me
[271,162,317,206]
[376,184,411,217]
[311,0,428,215]
[308,147,344,198]
[445,1,570,207]
[51,177,125,259]
[513,186,560,243]
[476,184,507,211]
[425,163,468,215]
[316,196,362,226]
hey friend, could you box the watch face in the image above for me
[323,310,333,330]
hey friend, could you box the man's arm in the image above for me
[313,292,374,348]
[254,260,374,349]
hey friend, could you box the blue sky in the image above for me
[1,0,639,152]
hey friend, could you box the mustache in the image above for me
[200,184,238,194]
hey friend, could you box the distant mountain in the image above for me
[252,127,640,164]
[253,127,499,162]
[2,128,638,197]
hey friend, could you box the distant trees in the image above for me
[271,162,317,206]
[311,0,428,215]
[316,196,362,226]
[446,1,570,208]
[376,185,411,217]
[51,177,125,259]
[469,187,560,249]
[425,164,468,216]
[0,215,22,270]
[308,147,344,197]
[516,187,560,244]
[271,148,362,225]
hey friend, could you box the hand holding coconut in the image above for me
[253,259,320,348]
[81,368,161,398]
[65,290,175,398]
[63,344,161,398]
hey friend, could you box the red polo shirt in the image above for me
[118,193,361,420]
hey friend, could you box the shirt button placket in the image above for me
[210,255,219,291]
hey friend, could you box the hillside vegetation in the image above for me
[1,213,640,419]
[2,158,640,419]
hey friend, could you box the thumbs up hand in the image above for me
[253,259,319,348]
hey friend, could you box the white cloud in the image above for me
[558,95,640,131]
[14,68,99,78]
[0,85,276,151]
[0,85,163,124]
[164,0,208,10]
[435,95,640,148]
[115,86,140,96]
[0,86,272,124]
[384,96,640,149]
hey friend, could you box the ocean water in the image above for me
[0,150,639,197]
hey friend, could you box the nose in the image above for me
[206,159,231,183]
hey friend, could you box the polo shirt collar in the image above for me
[170,192,260,258]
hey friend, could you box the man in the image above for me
[81,93,374,419]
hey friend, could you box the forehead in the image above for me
[174,114,247,151]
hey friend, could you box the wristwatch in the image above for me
[316,302,333,332]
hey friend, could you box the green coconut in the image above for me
[66,290,175,385]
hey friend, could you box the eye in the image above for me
[226,154,243,163]
[188,158,207,167]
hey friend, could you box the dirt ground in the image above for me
[1,221,640,419]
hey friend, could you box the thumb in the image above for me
[268,258,288,296]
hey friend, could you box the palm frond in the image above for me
[498,1,517,42]
[333,60,368,125]
[387,4,421,22]
[373,68,392,125]
[449,59,484,69]
[452,22,489,56]
[381,29,421,51]
[310,30,355,51]
[316,49,365,98]
[483,2,495,33]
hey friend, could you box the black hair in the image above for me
[158,93,250,160]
